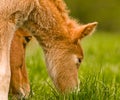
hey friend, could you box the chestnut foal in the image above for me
[0,0,97,99]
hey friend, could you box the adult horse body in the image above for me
[0,0,97,99]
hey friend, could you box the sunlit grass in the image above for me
[25,32,120,100]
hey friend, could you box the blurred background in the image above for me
[65,0,120,32]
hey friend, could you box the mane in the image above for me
[51,0,81,35]
[51,0,69,21]
[49,0,80,35]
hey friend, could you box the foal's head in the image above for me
[28,0,97,93]
[45,22,97,93]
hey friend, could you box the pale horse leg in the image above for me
[0,20,15,100]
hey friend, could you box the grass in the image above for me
[25,32,120,100]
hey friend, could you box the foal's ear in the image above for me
[71,22,98,43]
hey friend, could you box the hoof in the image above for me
[10,84,30,100]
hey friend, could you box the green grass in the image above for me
[25,32,120,100]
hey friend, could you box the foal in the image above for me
[0,0,97,99]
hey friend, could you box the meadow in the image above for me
[25,32,120,100]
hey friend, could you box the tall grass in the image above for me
[25,32,120,100]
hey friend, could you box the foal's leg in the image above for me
[20,59,30,98]
[0,21,15,100]
[10,29,30,99]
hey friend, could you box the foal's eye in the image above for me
[78,58,81,63]
[73,55,82,68]
[76,58,81,68]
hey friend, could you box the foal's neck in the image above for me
[25,0,69,51]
